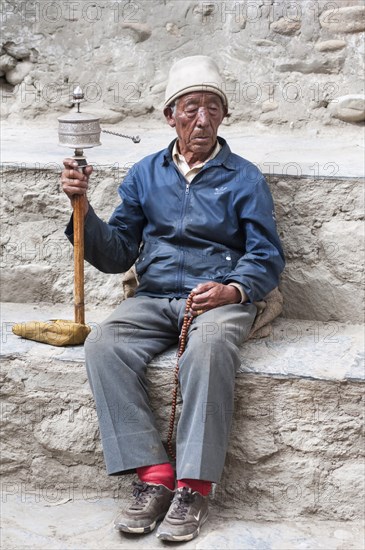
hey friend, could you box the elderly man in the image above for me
[61,56,285,542]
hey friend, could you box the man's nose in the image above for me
[196,107,209,126]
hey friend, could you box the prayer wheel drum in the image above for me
[58,111,101,150]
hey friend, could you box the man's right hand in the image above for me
[61,158,93,216]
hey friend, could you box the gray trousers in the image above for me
[84,296,256,483]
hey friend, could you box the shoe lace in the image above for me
[130,481,157,510]
[169,487,194,520]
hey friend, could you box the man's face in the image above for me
[164,92,227,163]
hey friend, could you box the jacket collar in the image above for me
[162,136,236,171]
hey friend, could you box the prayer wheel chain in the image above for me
[167,293,195,459]
[101,129,141,143]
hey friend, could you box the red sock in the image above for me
[137,463,175,491]
[177,479,212,497]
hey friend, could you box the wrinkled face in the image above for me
[164,92,227,161]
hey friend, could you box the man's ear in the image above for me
[223,107,230,119]
[164,106,176,128]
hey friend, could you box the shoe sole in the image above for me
[116,521,156,534]
[156,511,209,541]
[115,510,169,534]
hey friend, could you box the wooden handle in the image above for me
[72,194,85,325]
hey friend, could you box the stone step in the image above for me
[1,302,364,524]
[1,124,364,323]
[1,495,364,550]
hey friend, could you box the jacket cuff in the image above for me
[228,282,248,304]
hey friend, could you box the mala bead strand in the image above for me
[167,292,195,460]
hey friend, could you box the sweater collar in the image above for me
[163,136,236,171]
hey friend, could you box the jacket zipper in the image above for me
[176,179,191,294]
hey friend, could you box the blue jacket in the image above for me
[66,137,285,302]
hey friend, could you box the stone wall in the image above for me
[1,165,363,322]
[270,175,364,322]
[1,345,363,520]
[1,0,364,128]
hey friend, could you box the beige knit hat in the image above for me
[164,55,228,108]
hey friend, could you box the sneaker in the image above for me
[156,487,209,541]
[114,481,174,534]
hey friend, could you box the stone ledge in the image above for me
[1,302,364,383]
[2,123,364,177]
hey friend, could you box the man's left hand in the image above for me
[190,282,242,315]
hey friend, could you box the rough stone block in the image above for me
[0,265,54,302]
[3,41,31,60]
[261,100,279,112]
[5,60,32,85]
[277,58,344,74]
[120,22,152,43]
[315,40,347,52]
[270,18,301,35]
[319,6,365,33]
[329,95,365,123]
[281,265,364,323]
[0,53,17,73]
[34,407,99,454]
[317,219,364,284]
